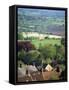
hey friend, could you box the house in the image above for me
[22,32,62,40]
[18,67,26,78]
[27,65,38,73]
[45,64,53,71]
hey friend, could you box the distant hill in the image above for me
[18,8,65,36]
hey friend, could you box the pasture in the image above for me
[31,38,61,48]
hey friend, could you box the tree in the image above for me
[45,58,52,64]
[55,45,65,64]
[45,36,49,39]
[18,32,23,40]
[18,49,26,61]
[61,38,65,45]
[18,41,36,51]
[39,44,56,60]
[24,50,42,65]
[59,64,65,71]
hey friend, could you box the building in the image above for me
[22,32,62,39]
[45,64,53,71]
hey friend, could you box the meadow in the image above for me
[31,38,61,48]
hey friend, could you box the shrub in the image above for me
[18,32,23,40]
[55,45,65,64]
[18,49,26,60]
[59,64,65,71]
[46,58,52,64]
[24,50,42,65]
[39,44,56,60]
[18,41,36,51]
[61,38,65,45]
[45,36,49,39]
[50,72,59,80]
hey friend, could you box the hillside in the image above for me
[18,8,65,36]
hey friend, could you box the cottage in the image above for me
[18,67,26,78]
[45,64,53,71]
[27,65,38,73]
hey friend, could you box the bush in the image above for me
[59,64,65,71]
[18,41,36,51]
[50,72,59,80]
[39,44,56,59]
[59,70,66,80]
[47,58,52,64]
[55,45,65,64]
[61,38,65,45]
[45,36,49,39]
[18,49,26,60]
[24,50,42,65]
[18,60,25,68]
[18,32,23,40]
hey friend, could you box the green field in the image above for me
[31,38,61,48]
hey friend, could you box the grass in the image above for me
[31,38,61,48]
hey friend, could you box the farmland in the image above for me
[31,38,61,48]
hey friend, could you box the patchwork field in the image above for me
[31,38,61,48]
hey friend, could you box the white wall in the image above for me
[0,0,69,90]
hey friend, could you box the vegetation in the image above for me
[61,38,65,45]
[18,40,36,51]
[17,9,66,81]
[31,38,61,48]
[18,49,26,61]
[18,32,23,40]
[18,33,65,68]
[50,71,59,80]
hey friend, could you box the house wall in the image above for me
[22,32,62,39]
